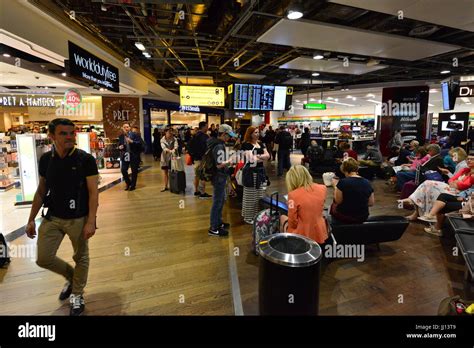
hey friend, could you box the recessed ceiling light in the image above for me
[440,70,451,74]
[366,93,375,98]
[429,89,437,93]
[2,53,11,57]
[287,9,303,20]
[346,95,352,99]
[327,97,333,100]
[334,98,339,102]
[135,42,146,51]
[295,99,300,102]
[61,72,67,77]
[174,79,179,85]
[352,97,357,101]
[99,88,105,91]
[309,98,315,101]
[312,72,320,77]
[313,54,324,60]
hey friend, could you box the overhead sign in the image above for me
[458,85,474,97]
[0,95,56,108]
[304,103,326,110]
[68,41,120,93]
[179,86,225,107]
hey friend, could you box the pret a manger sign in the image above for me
[68,41,120,93]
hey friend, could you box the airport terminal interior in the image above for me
[1,0,474,317]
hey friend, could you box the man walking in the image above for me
[118,123,143,191]
[274,125,293,177]
[207,124,236,237]
[188,121,211,199]
[25,118,99,316]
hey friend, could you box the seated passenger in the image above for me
[358,142,383,167]
[330,158,375,224]
[280,165,328,244]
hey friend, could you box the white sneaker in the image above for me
[424,225,442,237]
[418,215,436,223]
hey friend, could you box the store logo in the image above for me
[179,105,200,112]
[459,86,474,97]
[63,88,82,110]
[73,53,117,83]
[381,101,420,118]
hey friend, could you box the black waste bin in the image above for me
[258,233,322,315]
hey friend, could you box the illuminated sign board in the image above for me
[304,103,327,110]
[17,135,39,202]
[179,86,225,107]
[0,95,56,107]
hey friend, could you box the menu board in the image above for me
[248,84,262,110]
[234,84,248,110]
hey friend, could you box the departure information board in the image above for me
[233,84,248,110]
[229,84,291,111]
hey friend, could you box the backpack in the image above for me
[0,233,11,267]
[196,143,218,182]
[322,147,336,165]
[308,145,324,162]
[280,132,293,149]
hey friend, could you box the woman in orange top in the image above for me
[280,165,328,244]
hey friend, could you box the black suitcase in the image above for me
[170,170,186,194]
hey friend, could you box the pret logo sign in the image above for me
[102,97,139,139]
[68,41,120,93]
[63,88,82,110]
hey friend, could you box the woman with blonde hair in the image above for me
[241,126,270,224]
[280,165,328,244]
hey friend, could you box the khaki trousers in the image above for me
[37,216,89,295]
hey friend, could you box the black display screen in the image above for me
[260,85,275,110]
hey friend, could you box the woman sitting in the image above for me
[280,165,328,244]
[401,149,473,221]
[330,158,375,224]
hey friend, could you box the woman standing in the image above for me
[160,127,177,192]
[152,128,162,161]
[241,126,270,224]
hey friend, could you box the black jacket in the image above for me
[189,131,209,161]
[420,154,444,174]
[274,130,293,152]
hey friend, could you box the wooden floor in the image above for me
[1,154,472,315]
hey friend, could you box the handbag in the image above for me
[423,170,444,182]
[460,194,474,216]
[171,151,184,172]
[185,153,193,166]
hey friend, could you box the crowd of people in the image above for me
[22,117,473,316]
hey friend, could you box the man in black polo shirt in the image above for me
[25,118,99,316]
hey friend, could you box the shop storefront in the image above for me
[142,99,224,152]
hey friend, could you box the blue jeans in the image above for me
[210,174,227,229]
[396,170,416,191]
[277,150,291,176]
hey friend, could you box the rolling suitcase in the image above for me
[170,170,186,194]
[252,192,281,255]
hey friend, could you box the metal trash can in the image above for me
[258,233,322,315]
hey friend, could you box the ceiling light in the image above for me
[303,101,307,104]
[311,72,320,77]
[61,72,67,77]
[313,54,324,60]
[135,42,146,51]
[352,97,357,101]
[366,93,375,98]
[99,88,105,91]
[295,99,300,102]
[367,99,382,104]
[334,98,339,102]
[318,99,322,103]
[428,103,434,106]
[327,97,333,100]
[101,4,107,11]
[287,9,303,20]
[440,70,451,74]
[346,95,352,98]
[309,98,315,101]
[2,53,11,57]
[429,89,437,93]
[174,79,179,85]
[143,52,151,58]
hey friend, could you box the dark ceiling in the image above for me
[35,0,474,93]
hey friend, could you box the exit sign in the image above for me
[304,103,326,110]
